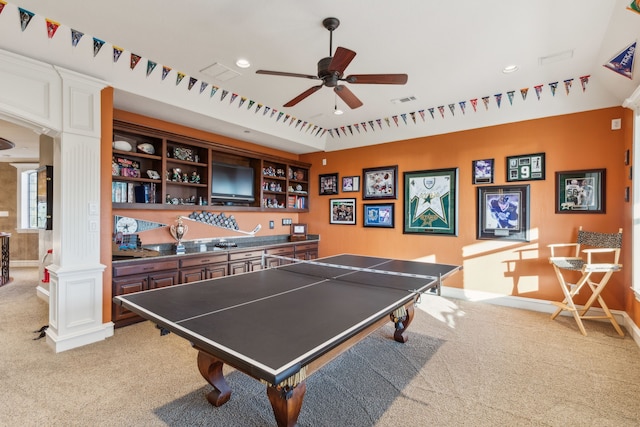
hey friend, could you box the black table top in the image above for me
[114,254,460,384]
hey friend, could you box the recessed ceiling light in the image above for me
[236,58,251,68]
[334,106,344,115]
[502,65,519,74]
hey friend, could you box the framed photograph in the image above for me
[330,198,356,225]
[472,159,494,184]
[477,185,530,241]
[506,152,545,182]
[363,165,398,199]
[555,169,606,213]
[363,203,395,228]
[403,168,458,235]
[342,176,360,192]
[319,173,339,195]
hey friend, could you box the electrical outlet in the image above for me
[269,220,274,229]
[282,218,292,225]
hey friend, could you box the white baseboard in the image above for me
[441,286,640,349]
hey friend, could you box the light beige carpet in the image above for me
[1,267,639,426]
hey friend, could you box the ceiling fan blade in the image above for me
[283,84,324,107]
[334,85,363,109]
[256,70,319,80]
[345,74,408,84]
[328,47,356,74]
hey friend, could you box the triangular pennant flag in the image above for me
[384,118,391,127]
[418,110,425,122]
[392,115,400,126]
[161,66,171,80]
[482,97,490,110]
[437,106,445,118]
[410,112,416,123]
[18,8,34,32]
[247,100,255,110]
[401,113,408,124]
[459,101,466,114]
[176,72,185,86]
[188,77,197,90]
[470,99,478,112]
[341,126,347,136]
[113,46,124,63]
[376,119,382,129]
[93,38,105,57]
[507,91,515,105]
[220,90,229,101]
[534,85,544,100]
[282,114,289,123]
[563,78,573,95]
[230,93,238,104]
[448,104,455,116]
[520,88,529,100]
[296,119,302,128]
[238,96,246,107]
[271,109,277,118]
[276,112,284,122]
[199,82,208,94]
[263,106,271,115]
[46,19,60,39]
[579,75,590,91]
[361,122,368,132]
[603,41,636,79]
[255,103,262,114]
[146,61,157,77]
[71,29,84,47]
[548,82,558,96]
[0,1,6,15]
[428,107,435,119]
[494,94,502,108]
[210,85,219,97]
[628,0,640,14]
[289,116,296,126]
[347,125,353,135]
[130,54,142,70]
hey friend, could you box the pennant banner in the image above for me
[604,41,636,79]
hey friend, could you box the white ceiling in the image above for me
[1,0,640,161]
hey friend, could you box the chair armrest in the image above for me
[582,248,619,265]
[548,243,579,257]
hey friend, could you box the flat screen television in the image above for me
[211,162,255,204]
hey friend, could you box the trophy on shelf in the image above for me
[170,216,188,254]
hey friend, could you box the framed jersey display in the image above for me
[555,169,605,213]
[506,153,545,182]
[477,184,530,241]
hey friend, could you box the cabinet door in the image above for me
[180,266,206,283]
[248,258,265,272]
[229,260,249,275]
[149,270,179,288]
[205,263,228,279]
[113,275,148,322]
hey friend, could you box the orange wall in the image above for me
[300,107,633,317]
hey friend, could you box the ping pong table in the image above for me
[113,254,461,426]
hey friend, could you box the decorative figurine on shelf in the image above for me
[190,171,200,183]
[172,168,182,182]
[166,194,172,204]
[182,173,189,183]
[170,216,188,254]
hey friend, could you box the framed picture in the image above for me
[319,173,339,195]
[477,185,530,241]
[363,203,395,228]
[330,198,356,225]
[555,169,606,213]
[403,168,458,235]
[363,165,398,199]
[472,159,494,184]
[506,152,545,182]
[342,176,360,192]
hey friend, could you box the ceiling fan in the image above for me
[256,17,408,109]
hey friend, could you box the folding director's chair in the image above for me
[548,227,624,336]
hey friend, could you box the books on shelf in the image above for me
[112,182,156,203]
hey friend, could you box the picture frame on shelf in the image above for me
[330,198,356,225]
[290,223,308,241]
[363,203,395,228]
[403,168,458,236]
[555,169,606,213]
[362,165,398,200]
[477,184,530,241]
[319,173,339,195]
[342,176,360,192]
[472,159,494,184]
[506,152,545,182]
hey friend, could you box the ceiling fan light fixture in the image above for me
[334,105,344,115]
[0,137,15,150]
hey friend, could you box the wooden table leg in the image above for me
[197,350,232,407]
[266,381,306,427]
[391,303,415,343]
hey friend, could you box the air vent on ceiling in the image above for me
[539,49,574,66]
[391,96,417,104]
[200,62,241,81]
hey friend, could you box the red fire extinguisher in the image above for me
[41,249,53,283]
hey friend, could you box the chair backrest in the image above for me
[577,228,622,263]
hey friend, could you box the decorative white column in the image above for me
[623,86,640,301]
[45,67,110,352]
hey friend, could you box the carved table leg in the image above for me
[391,303,415,343]
[197,350,232,406]
[266,381,306,427]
